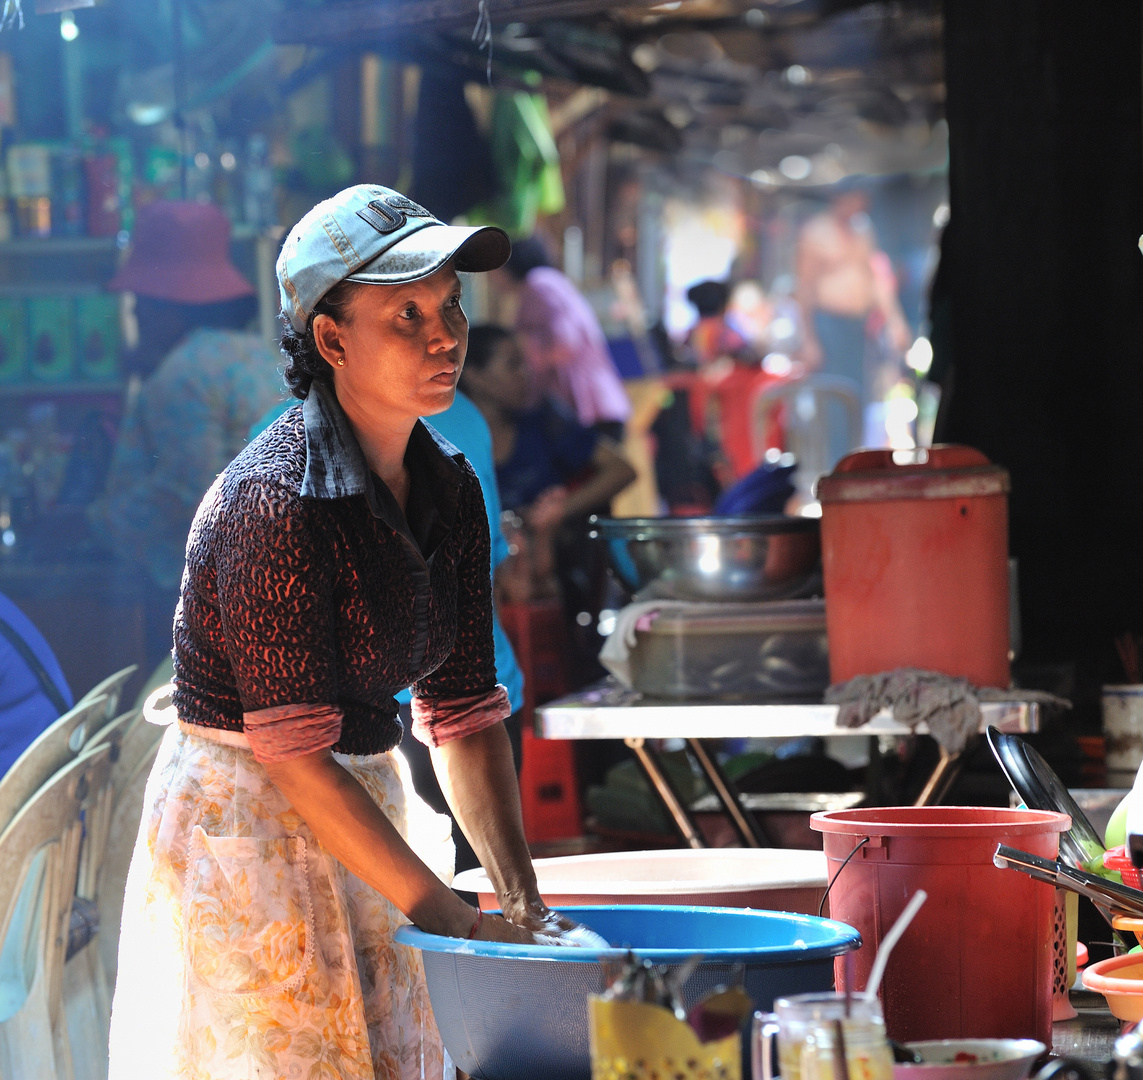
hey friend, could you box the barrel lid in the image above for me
[818,446,1010,504]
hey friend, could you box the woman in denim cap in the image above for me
[109,186,596,1080]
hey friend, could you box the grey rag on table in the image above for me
[826,668,981,754]
[825,668,1070,755]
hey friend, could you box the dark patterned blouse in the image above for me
[171,379,505,757]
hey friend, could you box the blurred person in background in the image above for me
[795,186,911,400]
[495,236,631,443]
[0,591,72,777]
[461,325,635,677]
[684,279,757,367]
[461,325,635,573]
[91,202,284,669]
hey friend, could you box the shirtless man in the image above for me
[795,189,911,401]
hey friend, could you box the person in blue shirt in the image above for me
[460,325,636,682]
[249,389,524,872]
[0,592,73,777]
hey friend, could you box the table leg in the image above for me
[913,747,966,806]
[624,737,705,849]
[686,738,766,848]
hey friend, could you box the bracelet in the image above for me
[466,908,483,940]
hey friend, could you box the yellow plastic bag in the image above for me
[589,996,741,1080]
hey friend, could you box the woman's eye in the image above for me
[400,306,418,320]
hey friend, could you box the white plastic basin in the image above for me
[453,848,829,914]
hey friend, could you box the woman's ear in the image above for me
[313,313,347,369]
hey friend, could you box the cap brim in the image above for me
[346,223,510,285]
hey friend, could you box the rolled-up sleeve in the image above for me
[411,466,506,745]
[411,684,510,747]
[244,702,343,763]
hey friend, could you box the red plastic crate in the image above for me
[518,727,582,844]
[498,600,582,843]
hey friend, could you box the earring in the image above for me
[336,358,346,366]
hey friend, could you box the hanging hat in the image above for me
[276,184,510,334]
[108,200,256,304]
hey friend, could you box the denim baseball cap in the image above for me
[277,184,510,333]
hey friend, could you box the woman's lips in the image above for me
[430,368,459,385]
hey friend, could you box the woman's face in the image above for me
[315,263,469,423]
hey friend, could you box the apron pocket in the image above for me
[183,825,314,997]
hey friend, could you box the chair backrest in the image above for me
[0,696,108,840]
[109,712,166,806]
[0,746,109,1032]
[71,741,116,903]
[756,374,863,504]
[95,727,164,986]
[76,666,138,726]
[87,709,142,805]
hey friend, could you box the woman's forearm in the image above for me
[429,721,542,921]
[264,750,476,937]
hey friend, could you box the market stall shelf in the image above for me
[537,682,1041,848]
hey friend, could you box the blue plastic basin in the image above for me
[396,904,861,1080]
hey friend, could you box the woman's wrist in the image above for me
[499,887,547,925]
[411,889,486,939]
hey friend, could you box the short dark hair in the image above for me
[504,236,551,281]
[278,279,363,399]
[463,324,514,374]
[686,280,732,318]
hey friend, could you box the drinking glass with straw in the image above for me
[752,891,927,1080]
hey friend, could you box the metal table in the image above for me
[537,681,1041,848]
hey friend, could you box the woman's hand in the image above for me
[499,900,612,949]
[472,910,549,945]
[524,486,569,532]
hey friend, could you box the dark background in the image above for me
[943,0,1143,728]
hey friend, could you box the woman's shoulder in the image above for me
[214,406,309,513]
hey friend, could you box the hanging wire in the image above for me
[472,0,493,85]
[818,836,870,918]
[0,0,24,32]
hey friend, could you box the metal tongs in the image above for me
[994,843,1143,921]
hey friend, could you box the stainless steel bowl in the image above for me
[590,515,821,601]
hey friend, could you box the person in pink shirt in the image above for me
[498,237,631,441]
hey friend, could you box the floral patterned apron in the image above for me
[108,721,456,1080]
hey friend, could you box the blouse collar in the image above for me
[300,379,465,539]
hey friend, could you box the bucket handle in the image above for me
[818,836,871,918]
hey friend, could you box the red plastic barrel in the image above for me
[811,807,1070,1044]
[817,446,1011,689]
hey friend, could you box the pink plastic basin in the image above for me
[453,848,828,914]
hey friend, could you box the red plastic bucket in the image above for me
[811,807,1069,1044]
[817,446,1011,689]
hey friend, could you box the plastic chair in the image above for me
[95,715,167,988]
[0,744,111,1080]
[86,709,143,812]
[75,709,139,906]
[60,743,116,1080]
[755,374,862,511]
[0,696,108,840]
[76,666,138,727]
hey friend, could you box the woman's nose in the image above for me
[425,307,461,352]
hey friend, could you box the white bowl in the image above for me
[452,848,828,914]
[893,1039,1047,1080]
